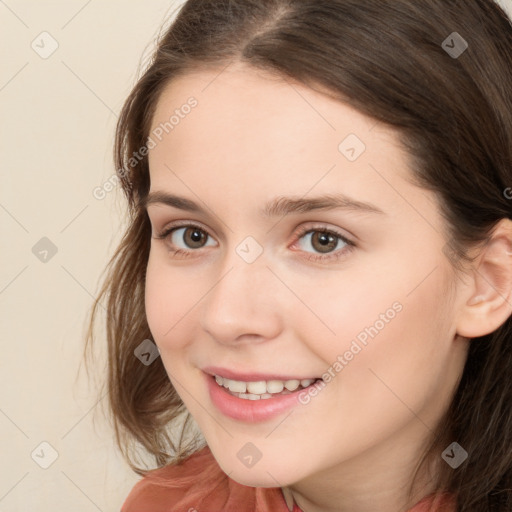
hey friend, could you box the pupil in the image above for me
[314,231,335,253]
[187,228,204,247]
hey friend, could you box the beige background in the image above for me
[1,1,511,511]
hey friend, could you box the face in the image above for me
[144,63,469,492]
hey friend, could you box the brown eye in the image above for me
[180,227,208,249]
[297,229,347,255]
[310,231,338,253]
[291,225,356,264]
[157,224,216,251]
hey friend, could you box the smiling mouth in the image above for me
[212,374,323,400]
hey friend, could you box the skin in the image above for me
[144,62,512,512]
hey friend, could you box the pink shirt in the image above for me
[121,445,456,511]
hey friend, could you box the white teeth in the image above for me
[224,378,247,393]
[284,379,300,391]
[213,374,318,398]
[246,381,267,394]
[266,380,284,394]
[236,393,273,400]
[237,393,261,400]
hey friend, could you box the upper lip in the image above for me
[202,366,321,382]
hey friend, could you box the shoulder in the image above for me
[120,445,224,512]
[408,492,457,512]
[121,445,290,512]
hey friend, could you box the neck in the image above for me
[281,420,444,512]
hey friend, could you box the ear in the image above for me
[456,218,512,338]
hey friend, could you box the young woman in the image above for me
[86,1,512,510]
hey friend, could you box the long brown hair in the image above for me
[85,1,512,510]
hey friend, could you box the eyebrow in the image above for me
[142,191,385,217]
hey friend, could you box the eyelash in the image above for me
[154,221,355,263]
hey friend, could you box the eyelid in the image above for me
[154,220,353,243]
[153,219,218,241]
[292,222,354,244]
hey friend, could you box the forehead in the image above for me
[150,64,381,153]
[146,64,423,222]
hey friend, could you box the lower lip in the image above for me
[205,373,318,422]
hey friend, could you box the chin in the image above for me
[228,470,284,488]
[219,459,298,488]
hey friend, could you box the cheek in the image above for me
[284,276,455,473]
[314,245,451,359]
[308,251,455,409]
[144,252,199,348]
[285,258,406,365]
[326,270,453,419]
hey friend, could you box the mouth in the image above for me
[203,367,325,422]
[211,374,323,400]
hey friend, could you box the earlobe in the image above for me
[456,218,512,338]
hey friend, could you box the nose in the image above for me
[199,251,284,346]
